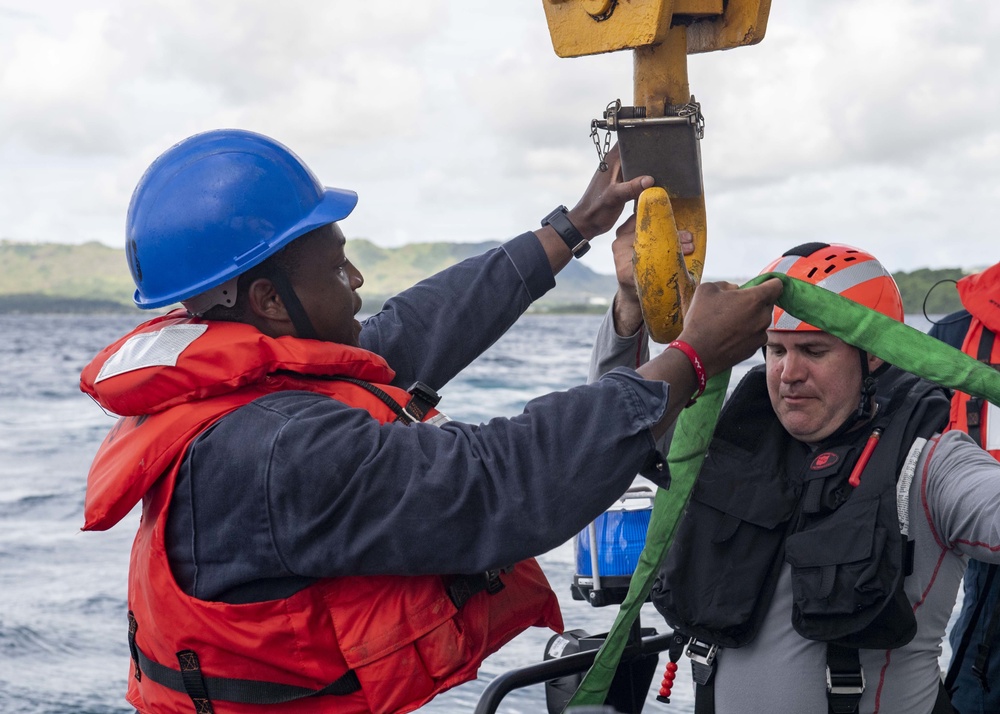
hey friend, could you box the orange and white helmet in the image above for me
[760,242,903,331]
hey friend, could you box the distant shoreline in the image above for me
[0,294,611,317]
[0,294,138,315]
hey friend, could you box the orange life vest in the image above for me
[948,263,1000,461]
[81,311,563,714]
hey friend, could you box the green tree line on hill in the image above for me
[0,239,618,315]
[0,239,977,317]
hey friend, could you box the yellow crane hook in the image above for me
[541,0,771,342]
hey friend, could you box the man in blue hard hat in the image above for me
[80,128,782,714]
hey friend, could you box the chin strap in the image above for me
[855,350,879,421]
[266,266,319,341]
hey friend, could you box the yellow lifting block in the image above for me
[633,187,704,344]
[541,0,770,58]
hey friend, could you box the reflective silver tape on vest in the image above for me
[897,437,928,538]
[95,323,209,383]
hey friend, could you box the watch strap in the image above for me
[541,205,590,258]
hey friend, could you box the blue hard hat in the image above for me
[126,129,358,309]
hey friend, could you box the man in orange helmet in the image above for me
[591,238,1000,714]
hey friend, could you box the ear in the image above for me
[246,278,292,327]
[867,352,885,373]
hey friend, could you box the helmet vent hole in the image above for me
[824,265,836,274]
[843,256,856,262]
[807,267,818,278]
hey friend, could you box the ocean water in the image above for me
[0,312,958,714]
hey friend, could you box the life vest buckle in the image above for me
[826,664,865,696]
[485,568,506,595]
[685,638,717,667]
[685,638,718,687]
[402,381,441,423]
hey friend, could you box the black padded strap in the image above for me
[966,328,995,447]
[694,676,716,714]
[826,644,864,714]
[326,376,415,423]
[446,568,508,608]
[127,611,142,682]
[132,641,360,706]
[688,639,718,714]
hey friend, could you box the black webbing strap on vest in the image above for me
[127,611,361,712]
[826,644,865,714]
[446,567,509,608]
[177,650,214,714]
[687,638,718,714]
[686,639,866,714]
[326,376,440,425]
[399,381,441,423]
[965,328,996,447]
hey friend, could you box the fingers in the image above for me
[752,277,784,303]
[619,174,654,203]
[611,216,638,290]
[677,279,782,378]
[615,213,637,241]
[570,176,651,240]
[679,230,694,257]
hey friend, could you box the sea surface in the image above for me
[0,312,960,714]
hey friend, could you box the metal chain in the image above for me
[589,97,704,170]
[589,99,621,172]
[677,97,705,140]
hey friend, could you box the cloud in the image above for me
[0,0,996,278]
[0,9,127,155]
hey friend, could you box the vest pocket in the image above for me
[785,497,884,617]
[653,444,798,647]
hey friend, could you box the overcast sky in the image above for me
[1,1,997,279]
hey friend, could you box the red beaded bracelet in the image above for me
[668,339,707,406]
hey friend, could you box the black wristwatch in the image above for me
[541,205,590,258]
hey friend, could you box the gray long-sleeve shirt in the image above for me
[166,233,670,603]
[589,307,1000,714]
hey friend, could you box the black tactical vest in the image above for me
[651,365,950,650]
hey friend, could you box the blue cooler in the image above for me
[571,486,654,607]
